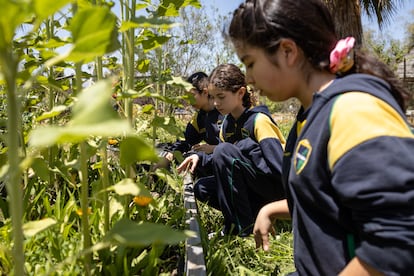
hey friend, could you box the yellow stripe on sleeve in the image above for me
[328,92,413,169]
[254,113,286,148]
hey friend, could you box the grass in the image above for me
[197,203,295,276]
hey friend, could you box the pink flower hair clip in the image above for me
[329,37,355,74]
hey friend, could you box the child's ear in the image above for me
[238,87,246,98]
[279,38,299,66]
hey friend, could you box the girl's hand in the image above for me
[191,144,216,154]
[253,204,276,251]
[177,154,200,174]
[253,200,290,251]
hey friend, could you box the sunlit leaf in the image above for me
[0,164,9,179]
[136,3,149,10]
[156,0,201,16]
[105,218,195,246]
[36,105,68,121]
[109,178,152,197]
[137,30,171,52]
[141,104,154,113]
[37,37,67,49]
[136,58,150,73]
[167,76,193,91]
[0,151,7,169]
[29,81,131,147]
[71,81,122,126]
[119,17,179,32]
[117,85,153,100]
[23,218,57,238]
[119,136,158,166]
[66,6,120,62]
[33,0,73,23]
[0,0,31,51]
[110,198,124,219]
[29,121,130,147]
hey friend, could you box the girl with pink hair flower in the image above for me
[229,0,414,275]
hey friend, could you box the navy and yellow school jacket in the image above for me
[168,108,223,153]
[284,74,414,276]
[199,105,286,178]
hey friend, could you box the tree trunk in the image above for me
[324,0,363,46]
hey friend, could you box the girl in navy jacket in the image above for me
[178,64,285,236]
[229,0,414,275]
[161,72,223,172]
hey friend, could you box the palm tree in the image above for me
[324,0,405,46]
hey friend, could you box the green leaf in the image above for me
[105,218,194,246]
[156,0,202,17]
[33,0,73,23]
[29,81,131,147]
[66,6,120,62]
[167,76,194,91]
[141,104,154,113]
[136,3,149,11]
[31,157,50,182]
[137,30,171,52]
[29,121,131,147]
[0,0,32,51]
[136,58,150,73]
[154,169,181,192]
[109,178,152,197]
[152,114,183,136]
[70,80,121,126]
[109,198,124,219]
[23,218,57,238]
[119,136,158,166]
[36,105,68,121]
[119,17,179,32]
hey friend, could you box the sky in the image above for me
[203,0,414,43]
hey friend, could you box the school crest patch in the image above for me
[294,139,312,174]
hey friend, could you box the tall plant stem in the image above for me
[100,145,110,233]
[0,49,25,275]
[46,17,57,192]
[95,56,110,232]
[80,142,91,274]
[75,62,91,275]
[121,0,136,217]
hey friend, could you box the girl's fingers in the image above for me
[254,231,270,251]
[177,159,189,173]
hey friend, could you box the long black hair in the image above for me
[229,0,409,110]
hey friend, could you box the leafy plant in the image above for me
[0,0,203,274]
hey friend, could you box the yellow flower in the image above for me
[76,207,92,216]
[108,138,118,145]
[133,195,152,207]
